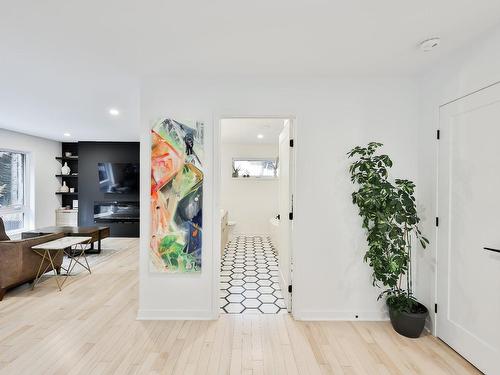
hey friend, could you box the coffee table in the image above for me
[31,236,92,291]
[22,226,110,253]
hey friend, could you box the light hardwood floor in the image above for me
[0,238,480,375]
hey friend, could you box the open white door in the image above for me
[438,83,500,374]
[278,119,293,312]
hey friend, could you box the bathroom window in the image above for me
[232,158,278,178]
[0,150,28,231]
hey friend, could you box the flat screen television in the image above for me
[98,162,139,194]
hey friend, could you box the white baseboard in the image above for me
[138,308,389,321]
[293,310,389,321]
[424,316,436,336]
[137,309,218,320]
[137,308,388,322]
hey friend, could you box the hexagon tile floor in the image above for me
[220,235,287,314]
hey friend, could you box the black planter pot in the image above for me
[388,302,428,338]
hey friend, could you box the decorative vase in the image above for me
[60,181,69,193]
[61,162,71,175]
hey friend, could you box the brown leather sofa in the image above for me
[0,232,65,300]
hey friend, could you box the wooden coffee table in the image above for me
[22,226,110,253]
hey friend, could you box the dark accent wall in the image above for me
[78,142,140,237]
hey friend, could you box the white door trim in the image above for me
[435,81,500,334]
[436,81,500,374]
[212,114,297,318]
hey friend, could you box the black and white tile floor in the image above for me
[220,235,287,314]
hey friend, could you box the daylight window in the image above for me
[232,158,278,178]
[0,150,27,231]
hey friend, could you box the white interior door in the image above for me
[278,119,293,311]
[438,83,500,374]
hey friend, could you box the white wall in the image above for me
[0,129,61,230]
[220,142,279,235]
[416,24,500,333]
[139,76,420,320]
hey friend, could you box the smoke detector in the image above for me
[419,38,441,52]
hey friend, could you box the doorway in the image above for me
[437,82,500,374]
[217,117,294,315]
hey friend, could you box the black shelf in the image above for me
[55,157,79,162]
[58,142,80,211]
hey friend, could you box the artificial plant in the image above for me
[232,165,241,178]
[347,142,429,313]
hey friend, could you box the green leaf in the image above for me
[347,141,428,302]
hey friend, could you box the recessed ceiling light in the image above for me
[257,134,264,139]
[63,133,71,137]
[109,108,120,116]
[419,37,441,52]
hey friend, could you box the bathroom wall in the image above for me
[220,142,279,236]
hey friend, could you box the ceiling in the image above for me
[1,1,500,141]
[221,118,285,144]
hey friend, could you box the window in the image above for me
[0,150,27,231]
[232,158,278,178]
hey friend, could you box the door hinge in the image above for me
[435,217,439,227]
[289,212,293,220]
[436,129,440,140]
[289,139,294,147]
[288,285,293,293]
[434,303,438,314]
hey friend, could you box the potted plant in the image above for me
[232,166,240,178]
[347,142,429,338]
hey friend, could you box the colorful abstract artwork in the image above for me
[150,118,204,273]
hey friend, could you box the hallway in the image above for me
[220,235,287,314]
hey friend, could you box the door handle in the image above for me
[483,247,500,254]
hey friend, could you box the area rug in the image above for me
[4,241,129,296]
[60,247,121,275]
[35,245,122,284]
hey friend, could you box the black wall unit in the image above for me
[78,142,140,237]
[57,142,79,209]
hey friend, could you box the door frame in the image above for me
[434,82,500,373]
[435,81,500,335]
[212,114,297,318]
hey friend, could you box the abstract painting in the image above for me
[150,118,204,273]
